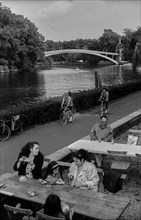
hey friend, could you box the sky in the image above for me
[1,0,141,41]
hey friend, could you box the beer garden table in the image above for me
[0,174,130,220]
[67,139,141,157]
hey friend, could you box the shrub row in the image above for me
[1,79,141,129]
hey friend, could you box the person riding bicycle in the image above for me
[99,88,109,114]
[61,92,73,120]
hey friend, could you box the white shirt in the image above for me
[69,161,99,191]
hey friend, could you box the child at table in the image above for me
[44,161,65,185]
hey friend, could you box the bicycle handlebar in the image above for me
[61,107,69,111]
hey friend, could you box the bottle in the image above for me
[98,137,101,142]
[111,137,114,144]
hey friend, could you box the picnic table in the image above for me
[0,173,130,220]
[67,139,141,157]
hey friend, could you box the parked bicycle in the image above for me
[98,100,107,117]
[0,114,23,141]
[60,107,76,126]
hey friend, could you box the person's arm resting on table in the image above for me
[89,125,97,141]
[104,127,113,142]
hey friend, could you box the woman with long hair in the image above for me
[44,194,70,220]
[13,141,44,179]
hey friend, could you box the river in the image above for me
[0,63,138,111]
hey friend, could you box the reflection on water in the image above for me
[0,64,138,110]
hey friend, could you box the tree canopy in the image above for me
[0,3,45,71]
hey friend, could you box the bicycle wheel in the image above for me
[60,112,67,126]
[68,111,75,122]
[14,120,23,135]
[0,125,10,141]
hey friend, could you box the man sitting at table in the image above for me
[68,149,99,192]
[89,115,113,167]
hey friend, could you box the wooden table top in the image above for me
[68,139,141,156]
[0,174,130,220]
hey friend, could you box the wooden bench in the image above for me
[129,129,141,135]
[42,161,50,170]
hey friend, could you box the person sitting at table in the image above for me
[89,115,113,142]
[13,141,44,180]
[44,161,65,185]
[68,149,99,192]
[89,115,113,167]
[43,193,71,220]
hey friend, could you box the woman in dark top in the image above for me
[13,141,44,179]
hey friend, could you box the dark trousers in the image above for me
[103,101,108,110]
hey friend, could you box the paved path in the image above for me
[0,91,141,174]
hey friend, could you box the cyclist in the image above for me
[99,88,109,114]
[61,92,73,121]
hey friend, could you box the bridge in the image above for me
[44,49,119,65]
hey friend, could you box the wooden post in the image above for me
[94,71,102,88]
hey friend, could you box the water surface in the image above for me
[0,64,137,110]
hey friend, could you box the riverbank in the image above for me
[0,65,19,73]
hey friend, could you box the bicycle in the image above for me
[60,107,76,126]
[98,100,107,117]
[0,114,23,141]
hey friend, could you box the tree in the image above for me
[122,28,134,61]
[122,27,141,72]
[0,3,45,71]
[99,29,120,52]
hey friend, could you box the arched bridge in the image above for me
[44,49,119,65]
